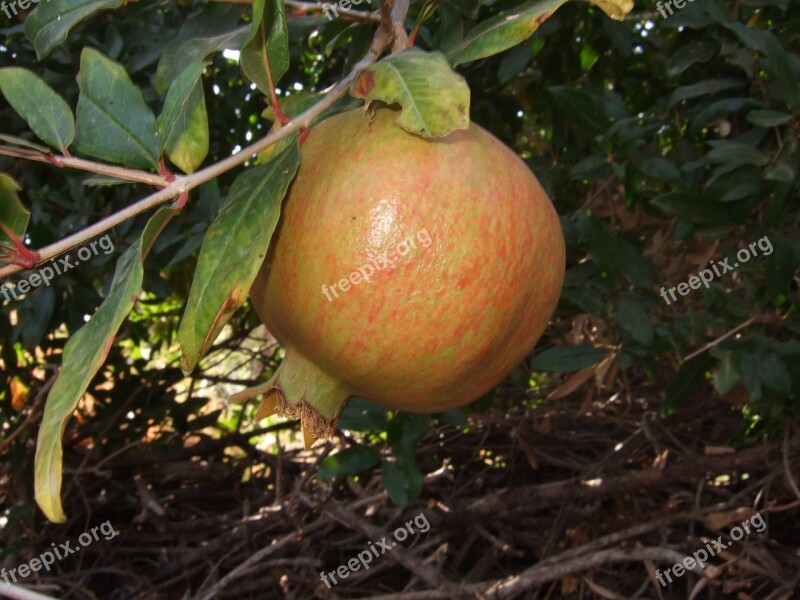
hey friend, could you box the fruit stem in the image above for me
[233,350,352,447]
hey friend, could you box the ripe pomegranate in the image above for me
[246,107,565,446]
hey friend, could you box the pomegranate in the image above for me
[246,106,565,446]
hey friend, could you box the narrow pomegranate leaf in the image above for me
[351,48,470,138]
[0,68,75,153]
[24,0,125,60]
[446,0,634,66]
[178,143,300,373]
[74,48,160,170]
[158,61,210,174]
[155,4,249,94]
[381,460,408,508]
[34,208,174,523]
[0,174,30,253]
[240,0,290,97]
[530,345,608,372]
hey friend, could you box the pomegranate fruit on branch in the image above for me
[242,106,565,447]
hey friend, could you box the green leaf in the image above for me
[446,0,633,66]
[155,4,250,94]
[0,174,30,265]
[631,154,683,183]
[339,397,389,431]
[24,0,125,60]
[617,295,654,345]
[746,110,792,128]
[713,351,741,396]
[74,48,160,170]
[498,44,533,84]
[178,144,301,372]
[664,355,714,413]
[381,460,408,508]
[706,141,771,167]
[0,174,29,247]
[158,61,209,174]
[549,86,609,136]
[318,446,381,479]
[764,161,795,183]
[761,354,791,395]
[0,68,75,152]
[351,48,470,138]
[34,207,174,523]
[531,346,607,371]
[667,40,717,77]
[668,79,744,107]
[240,0,290,97]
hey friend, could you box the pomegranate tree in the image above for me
[246,106,565,445]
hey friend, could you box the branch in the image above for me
[285,0,382,21]
[0,1,406,282]
[0,145,170,188]
[211,0,383,23]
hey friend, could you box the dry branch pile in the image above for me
[2,385,799,600]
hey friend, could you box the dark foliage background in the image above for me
[1,0,799,597]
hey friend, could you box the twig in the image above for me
[457,436,800,517]
[285,0,382,21]
[782,428,800,501]
[322,502,462,594]
[683,316,758,361]
[0,584,60,600]
[211,0,383,22]
[0,373,56,455]
[0,145,170,188]
[195,517,328,600]
[0,0,397,282]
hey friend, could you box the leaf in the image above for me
[664,355,714,413]
[706,141,771,167]
[178,144,301,373]
[713,351,741,396]
[381,460,408,508]
[667,40,717,77]
[351,48,470,138]
[764,161,795,183]
[318,446,381,479]
[531,346,608,372]
[0,173,29,248]
[34,208,174,523]
[631,154,683,183]
[446,0,633,66]
[24,0,125,60]
[617,295,654,345]
[0,134,51,154]
[155,4,250,94]
[0,68,75,152]
[158,61,209,174]
[549,86,609,136]
[498,44,533,84]
[240,0,290,97]
[339,396,390,431]
[668,79,744,107]
[74,48,160,170]
[746,110,792,128]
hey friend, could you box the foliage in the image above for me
[0,0,798,531]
